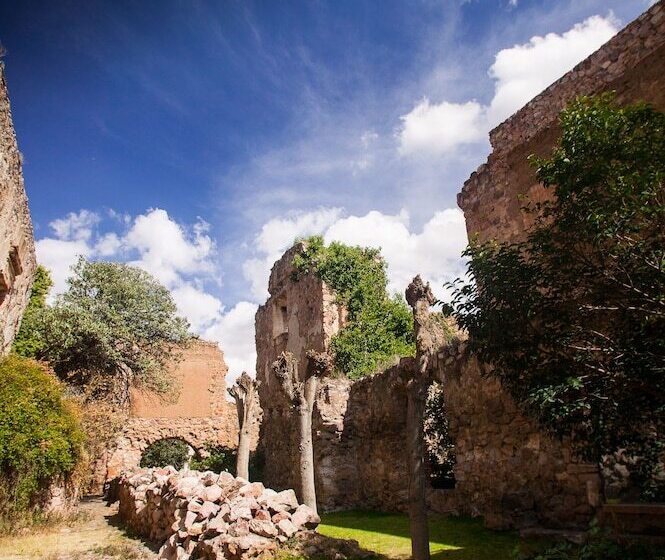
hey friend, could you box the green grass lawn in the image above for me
[318,511,538,560]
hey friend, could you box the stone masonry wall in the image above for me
[458,1,665,244]
[431,341,600,530]
[100,340,259,490]
[0,62,37,354]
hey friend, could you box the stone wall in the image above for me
[431,341,599,530]
[458,1,665,244]
[0,62,37,354]
[99,340,259,490]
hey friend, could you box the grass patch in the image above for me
[318,511,539,560]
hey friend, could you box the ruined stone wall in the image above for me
[430,342,599,529]
[99,340,259,489]
[458,1,665,244]
[0,63,37,353]
[255,243,345,496]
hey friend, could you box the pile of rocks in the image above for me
[118,467,320,560]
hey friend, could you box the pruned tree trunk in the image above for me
[228,372,260,481]
[407,376,430,560]
[405,275,447,560]
[272,350,330,515]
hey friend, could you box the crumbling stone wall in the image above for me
[429,341,599,529]
[0,62,37,354]
[99,340,259,489]
[458,1,665,244]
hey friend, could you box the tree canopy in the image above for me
[292,236,414,378]
[12,265,53,357]
[446,95,665,500]
[17,258,191,405]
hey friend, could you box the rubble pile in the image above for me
[118,467,320,560]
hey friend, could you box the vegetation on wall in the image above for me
[140,439,191,470]
[0,355,84,521]
[446,95,665,500]
[12,265,53,357]
[17,258,191,406]
[190,445,236,475]
[292,236,415,378]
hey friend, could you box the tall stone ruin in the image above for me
[0,62,37,353]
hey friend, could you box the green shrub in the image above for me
[292,236,415,378]
[0,355,84,517]
[140,439,190,470]
[190,446,236,474]
[424,382,456,488]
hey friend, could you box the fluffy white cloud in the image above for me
[398,99,485,156]
[49,209,100,241]
[398,14,619,155]
[171,283,224,333]
[35,237,92,297]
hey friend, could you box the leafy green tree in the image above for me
[190,446,237,474]
[293,237,414,378]
[12,265,53,357]
[22,258,190,406]
[447,95,665,500]
[0,355,84,516]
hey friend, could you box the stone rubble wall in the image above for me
[432,340,600,530]
[458,1,665,245]
[0,62,37,354]
[119,467,320,560]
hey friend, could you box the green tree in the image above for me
[12,265,53,357]
[292,237,415,378]
[22,258,190,406]
[447,95,665,500]
[0,355,84,517]
[140,439,190,470]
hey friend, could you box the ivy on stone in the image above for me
[292,236,415,379]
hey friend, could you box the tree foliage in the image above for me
[140,439,190,470]
[0,355,84,514]
[18,258,190,405]
[292,236,415,378]
[446,95,665,499]
[12,265,53,357]
[424,382,456,489]
[190,446,236,475]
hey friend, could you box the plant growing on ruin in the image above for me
[292,236,414,378]
[140,439,191,470]
[190,445,236,475]
[12,265,53,358]
[446,95,665,500]
[272,349,331,513]
[227,372,260,480]
[20,258,190,407]
[0,355,84,523]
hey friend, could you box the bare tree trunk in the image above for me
[299,376,318,513]
[407,377,430,560]
[236,426,251,480]
[228,372,260,481]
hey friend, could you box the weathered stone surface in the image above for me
[0,63,37,355]
[96,340,261,494]
[119,468,316,560]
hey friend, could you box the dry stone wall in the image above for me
[0,62,36,354]
[119,467,320,560]
[458,1,665,244]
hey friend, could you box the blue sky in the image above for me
[0,0,652,376]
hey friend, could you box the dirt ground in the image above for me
[0,498,156,560]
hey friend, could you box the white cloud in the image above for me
[398,14,619,155]
[49,210,100,242]
[398,98,485,156]
[35,237,92,297]
[171,283,224,334]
